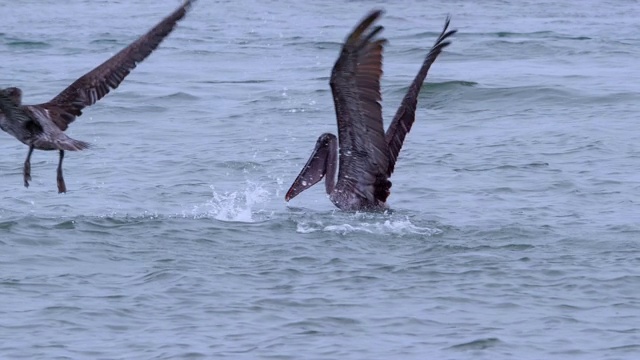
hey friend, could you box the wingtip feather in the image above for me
[346,9,385,44]
[183,0,196,9]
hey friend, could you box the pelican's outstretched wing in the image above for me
[330,9,390,203]
[385,16,456,176]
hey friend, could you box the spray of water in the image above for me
[191,181,271,222]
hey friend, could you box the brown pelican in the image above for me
[0,0,194,193]
[285,10,456,211]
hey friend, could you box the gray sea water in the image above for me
[1,0,639,359]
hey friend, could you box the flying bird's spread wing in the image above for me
[385,16,456,176]
[37,0,195,131]
[330,9,390,203]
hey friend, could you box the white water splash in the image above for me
[192,182,270,222]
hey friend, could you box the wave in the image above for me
[454,162,550,172]
[201,79,272,84]
[4,39,51,49]
[397,30,590,42]
[89,38,121,45]
[309,41,342,50]
[386,80,477,97]
[155,92,199,101]
[494,31,590,41]
[446,84,578,104]
[448,337,502,350]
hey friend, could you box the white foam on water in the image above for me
[191,182,271,223]
[295,220,325,234]
[296,216,442,236]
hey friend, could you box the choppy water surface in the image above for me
[1,0,639,359]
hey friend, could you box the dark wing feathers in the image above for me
[344,10,383,45]
[330,9,390,203]
[39,0,194,130]
[385,16,456,176]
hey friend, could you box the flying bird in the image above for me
[0,0,195,193]
[285,10,456,211]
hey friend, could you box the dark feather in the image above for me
[385,16,456,176]
[37,0,195,131]
[330,9,390,203]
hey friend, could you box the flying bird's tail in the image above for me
[63,137,91,151]
[33,133,91,151]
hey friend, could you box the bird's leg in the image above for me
[56,150,67,194]
[23,146,34,188]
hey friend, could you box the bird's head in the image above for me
[0,87,23,106]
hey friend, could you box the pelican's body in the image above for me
[0,0,194,193]
[285,10,456,211]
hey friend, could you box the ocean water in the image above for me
[1,0,639,359]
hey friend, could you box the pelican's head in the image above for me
[0,87,23,106]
